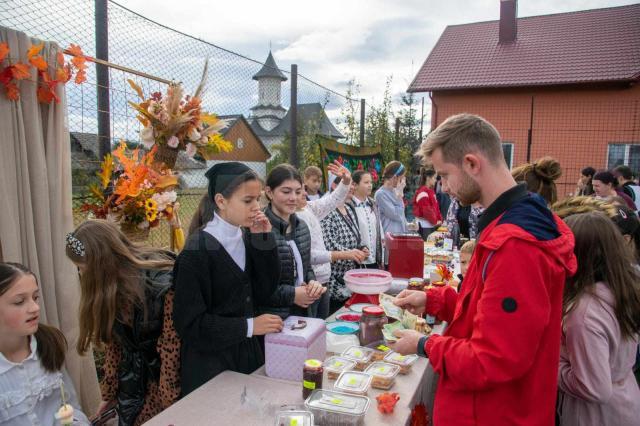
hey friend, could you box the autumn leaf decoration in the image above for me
[0,41,87,103]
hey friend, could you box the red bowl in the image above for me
[336,312,362,323]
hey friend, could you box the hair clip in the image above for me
[65,233,86,257]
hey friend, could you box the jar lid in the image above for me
[304,359,322,369]
[362,306,384,316]
[409,277,423,282]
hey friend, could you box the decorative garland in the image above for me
[0,42,87,103]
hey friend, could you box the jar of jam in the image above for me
[408,277,424,291]
[302,359,323,399]
[358,306,388,346]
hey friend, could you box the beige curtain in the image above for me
[0,27,100,414]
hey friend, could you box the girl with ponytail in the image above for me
[511,156,562,205]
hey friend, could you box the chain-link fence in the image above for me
[430,96,640,198]
[1,0,363,248]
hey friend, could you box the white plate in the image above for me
[348,303,377,313]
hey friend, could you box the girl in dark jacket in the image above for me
[173,163,283,396]
[65,220,180,426]
[262,164,327,319]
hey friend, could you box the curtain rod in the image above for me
[63,49,174,85]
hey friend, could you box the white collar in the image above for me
[0,335,38,374]
[203,213,246,271]
[204,213,242,239]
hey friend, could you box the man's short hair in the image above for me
[418,113,505,166]
[613,165,633,181]
[303,165,323,179]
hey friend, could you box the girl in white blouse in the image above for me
[0,262,88,425]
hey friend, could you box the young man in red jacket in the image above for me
[391,113,577,426]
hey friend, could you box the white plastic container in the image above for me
[383,351,419,374]
[365,362,400,390]
[304,389,369,426]
[334,371,372,396]
[324,356,357,381]
[341,346,374,371]
[274,409,314,426]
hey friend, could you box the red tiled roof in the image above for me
[408,4,640,92]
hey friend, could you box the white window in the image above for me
[502,143,514,169]
[607,143,640,172]
[237,138,245,149]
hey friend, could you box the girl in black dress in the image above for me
[173,162,283,396]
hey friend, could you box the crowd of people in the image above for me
[1,113,639,426]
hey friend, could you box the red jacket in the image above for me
[424,187,577,426]
[413,186,442,225]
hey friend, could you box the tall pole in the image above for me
[290,64,299,167]
[526,96,534,163]
[95,0,111,159]
[394,117,401,161]
[359,98,365,147]
[419,97,424,142]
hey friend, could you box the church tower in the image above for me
[249,51,288,131]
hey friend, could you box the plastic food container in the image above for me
[334,371,372,395]
[324,356,357,380]
[342,346,374,371]
[344,269,392,295]
[274,409,314,426]
[366,342,393,361]
[304,389,370,426]
[365,362,400,390]
[383,351,419,374]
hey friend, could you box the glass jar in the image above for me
[358,306,388,346]
[408,277,424,291]
[303,359,323,400]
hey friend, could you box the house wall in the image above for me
[208,121,270,162]
[431,84,640,195]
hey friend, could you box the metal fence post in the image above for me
[360,98,365,147]
[95,0,111,159]
[290,64,299,167]
[395,117,401,160]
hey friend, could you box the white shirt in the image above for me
[352,195,380,264]
[203,213,253,337]
[297,181,351,283]
[0,336,89,425]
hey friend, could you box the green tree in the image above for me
[338,79,361,145]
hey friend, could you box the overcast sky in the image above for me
[120,0,637,109]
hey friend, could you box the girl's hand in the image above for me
[327,161,352,185]
[294,286,318,308]
[91,400,116,422]
[249,211,271,233]
[253,314,284,335]
[304,280,326,298]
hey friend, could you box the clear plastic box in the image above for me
[324,356,357,380]
[334,371,372,396]
[365,362,400,390]
[304,389,370,426]
[274,409,314,426]
[383,351,419,374]
[341,346,374,371]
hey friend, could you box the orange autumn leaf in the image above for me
[74,69,86,84]
[26,43,44,59]
[37,86,55,104]
[71,55,87,70]
[67,44,83,57]
[0,43,9,63]
[11,62,31,80]
[5,82,19,101]
[29,55,48,71]
[55,66,70,83]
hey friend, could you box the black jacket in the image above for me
[112,265,174,426]
[260,204,316,318]
[173,230,280,396]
